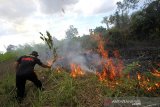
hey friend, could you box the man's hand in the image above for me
[47,61,52,67]
[41,64,52,68]
[47,65,52,68]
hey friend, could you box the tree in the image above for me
[142,0,154,9]
[101,16,110,29]
[66,25,78,39]
[116,0,139,28]
[40,31,57,59]
[6,44,16,52]
[89,29,94,35]
[117,1,125,15]
[109,15,116,26]
[94,26,106,34]
[117,0,140,14]
[114,11,121,28]
[130,0,160,40]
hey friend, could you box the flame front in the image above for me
[137,72,141,81]
[136,71,160,92]
[151,68,160,77]
[70,63,85,78]
[95,35,124,81]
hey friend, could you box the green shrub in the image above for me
[0,52,17,62]
[106,28,128,47]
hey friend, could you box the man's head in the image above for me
[30,51,39,57]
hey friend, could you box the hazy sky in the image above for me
[0,0,124,52]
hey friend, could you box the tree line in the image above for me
[65,0,160,48]
[5,0,160,53]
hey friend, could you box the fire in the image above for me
[113,50,124,78]
[137,72,141,81]
[147,82,160,92]
[70,63,85,78]
[47,59,53,66]
[96,35,108,58]
[155,82,160,87]
[136,72,160,92]
[105,59,116,80]
[145,67,160,91]
[137,72,152,87]
[56,66,63,73]
[94,35,124,81]
[151,68,160,77]
[96,68,107,81]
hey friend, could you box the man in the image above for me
[15,51,51,102]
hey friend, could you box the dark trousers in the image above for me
[16,72,42,98]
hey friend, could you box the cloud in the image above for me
[0,0,79,36]
[0,0,36,21]
[0,0,121,52]
[96,0,119,13]
[0,0,120,22]
[38,0,78,14]
[0,19,18,36]
[73,0,119,15]
[38,0,120,16]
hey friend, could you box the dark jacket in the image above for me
[16,55,43,75]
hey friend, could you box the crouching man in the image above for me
[15,51,51,102]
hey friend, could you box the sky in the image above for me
[0,0,126,52]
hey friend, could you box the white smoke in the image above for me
[47,38,102,72]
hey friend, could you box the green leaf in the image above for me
[39,32,43,36]
[40,37,44,41]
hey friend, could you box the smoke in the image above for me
[10,35,103,72]
[42,38,102,72]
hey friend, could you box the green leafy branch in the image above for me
[40,31,58,62]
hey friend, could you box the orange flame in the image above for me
[95,35,124,81]
[155,82,160,87]
[113,50,124,77]
[70,63,85,78]
[136,72,160,92]
[147,82,160,92]
[47,59,53,66]
[96,68,107,81]
[137,72,141,81]
[56,66,63,73]
[151,68,160,77]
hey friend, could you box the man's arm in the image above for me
[36,58,52,68]
[40,64,51,68]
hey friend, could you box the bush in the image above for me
[0,52,17,62]
[106,28,128,47]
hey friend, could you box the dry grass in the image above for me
[0,69,160,107]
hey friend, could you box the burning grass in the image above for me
[0,35,160,106]
[0,67,160,107]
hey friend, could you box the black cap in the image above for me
[30,51,39,56]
